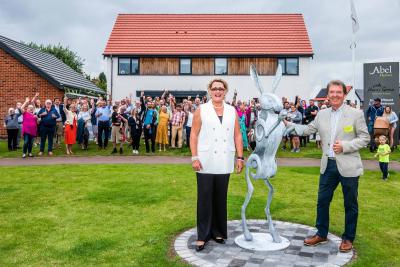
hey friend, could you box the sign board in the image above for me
[364,62,399,145]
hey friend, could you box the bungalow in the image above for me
[103,14,314,101]
[0,35,104,137]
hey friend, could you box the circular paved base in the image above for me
[235,233,290,251]
[174,220,354,267]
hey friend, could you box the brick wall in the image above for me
[0,48,64,138]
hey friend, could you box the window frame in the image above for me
[179,58,192,75]
[277,57,299,76]
[214,58,228,75]
[130,58,140,75]
[118,57,140,75]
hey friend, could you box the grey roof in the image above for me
[355,89,364,102]
[315,88,328,99]
[0,35,103,95]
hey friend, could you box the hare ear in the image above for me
[272,64,282,93]
[250,64,266,95]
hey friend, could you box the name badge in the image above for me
[343,125,354,133]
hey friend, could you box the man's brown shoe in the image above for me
[304,235,328,246]
[339,240,353,253]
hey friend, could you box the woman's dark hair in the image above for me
[112,105,118,111]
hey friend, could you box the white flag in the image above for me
[350,0,360,33]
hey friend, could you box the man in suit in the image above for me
[52,97,66,148]
[285,80,369,253]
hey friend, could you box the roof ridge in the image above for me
[0,35,64,64]
[0,35,103,94]
[104,13,312,56]
[117,13,304,16]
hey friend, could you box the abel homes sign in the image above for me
[364,62,399,144]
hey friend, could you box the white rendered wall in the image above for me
[106,57,312,102]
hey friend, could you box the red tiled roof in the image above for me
[104,14,313,56]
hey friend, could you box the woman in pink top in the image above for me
[21,93,39,158]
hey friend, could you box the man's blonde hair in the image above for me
[207,78,229,93]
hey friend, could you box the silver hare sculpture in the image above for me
[241,64,287,243]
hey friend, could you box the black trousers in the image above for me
[379,162,389,179]
[131,128,142,150]
[143,127,155,152]
[97,121,110,148]
[7,129,18,150]
[39,125,55,152]
[185,126,191,147]
[196,173,230,242]
[316,159,359,242]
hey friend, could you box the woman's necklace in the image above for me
[212,103,224,109]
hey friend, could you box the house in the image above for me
[103,14,314,101]
[0,35,104,137]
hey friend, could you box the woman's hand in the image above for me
[192,160,203,172]
[236,159,244,174]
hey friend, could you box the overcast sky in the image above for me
[1,0,399,97]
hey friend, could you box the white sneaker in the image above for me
[135,150,139,154]
[132,150,135,155]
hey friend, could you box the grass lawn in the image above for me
[1,140,399,161]
[0,164,399,266]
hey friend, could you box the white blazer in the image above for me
[64,109,77,125]
[197,101,236,174]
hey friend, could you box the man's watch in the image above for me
[237,156,245,161]
[191,156,200,162]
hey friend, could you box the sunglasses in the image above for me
[210,87,226,92]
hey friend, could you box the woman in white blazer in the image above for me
[190,78,244,251]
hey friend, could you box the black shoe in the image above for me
[119,148,123,154]
[111,148,117,154]
[213,237,225,244]
[195,242,206,252]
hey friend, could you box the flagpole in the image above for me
[352,34,356,95]
[349,0,359,106]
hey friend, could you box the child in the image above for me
[374,135,391,180]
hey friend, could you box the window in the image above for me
[278,58,299,75]
[286,58,299,75]
[131,59,139,74]
[179,58,191,74]
[118,58,130,75]
[215,58,228,75]
[118,58,139,75]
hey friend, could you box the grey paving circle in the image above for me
[174,220,354,267]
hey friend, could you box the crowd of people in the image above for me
[3,90,398,158]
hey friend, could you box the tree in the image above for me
[25,42,84,74]
[91,72,107,91]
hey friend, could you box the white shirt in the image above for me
[186,112,193,127]
[54,105,62,122]
[77,111,92,127]
[328,104,344,157]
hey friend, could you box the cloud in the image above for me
[0,0,399,97]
